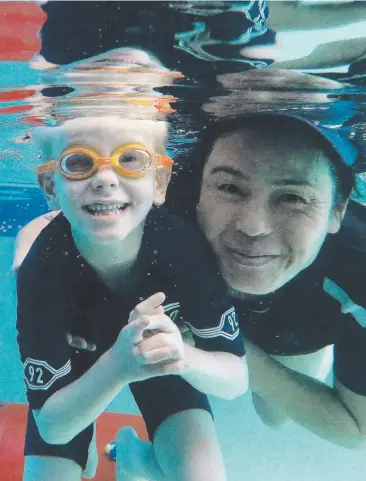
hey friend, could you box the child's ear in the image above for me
[328,199,349,234]
[152,121,168,150]
[154,167,172,206]
[37,172,60,210]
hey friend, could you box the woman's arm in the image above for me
[252,345,334,428]
[268,37,366,70]
[267,1,366,32]
[67,325,248,403]
[12,211,60,272]
[245,338,366,449]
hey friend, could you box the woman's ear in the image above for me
[37,171,60,210]
[154,167,172,206]
[328,199,349,234]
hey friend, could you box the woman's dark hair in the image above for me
[198,114,356,205]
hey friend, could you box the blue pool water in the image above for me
[0,64,365,481]
[1,3,366,480]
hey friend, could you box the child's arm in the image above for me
[159,216,249,400]
[181,346,248,400]
[21,294,185,445]
[135,315,248,400]
[180,302,248,400]
[33,341,134,445]
[180,310,248,400]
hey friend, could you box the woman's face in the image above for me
[197,127,345,295]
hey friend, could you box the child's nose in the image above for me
[91,165,119,190]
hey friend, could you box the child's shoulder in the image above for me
[149,208,215,257]
[148,208,222,283]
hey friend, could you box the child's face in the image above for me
[36,117,170,244]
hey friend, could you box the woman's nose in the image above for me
[235,200,273,237]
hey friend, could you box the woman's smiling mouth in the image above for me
[228,249,280,267]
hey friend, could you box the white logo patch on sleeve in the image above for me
[163,302,181,321]
[24,358,71,391]
[187,307,240,341]
[323,278,366,328]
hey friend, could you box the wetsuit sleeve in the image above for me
[184,293,244,357]
[320,239,366,394]
[16,235,94,470]
[163,214,245,357]
[16,252,75,411]
[334,317,366,396]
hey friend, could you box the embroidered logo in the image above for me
[163,302,181,321]
[187,307,240,341]
[24,358,71,391]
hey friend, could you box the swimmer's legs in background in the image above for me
[116,427,162,481]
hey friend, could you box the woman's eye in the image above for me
[279,193,308,204]
[217,183,243,196]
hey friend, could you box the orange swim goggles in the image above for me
[36,145,174,180]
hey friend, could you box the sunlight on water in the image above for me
[0,47,365,224]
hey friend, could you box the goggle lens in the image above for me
[60,148,151,177]
[117,149,150,172]
[61,152,95,175]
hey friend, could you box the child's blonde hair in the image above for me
[32,117,169,164]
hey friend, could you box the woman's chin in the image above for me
[223,269,286,296]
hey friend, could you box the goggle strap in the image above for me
[36,160,57,174]
[36,152,174,175]
[156,155,174,168]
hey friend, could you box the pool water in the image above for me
[1,2,366,481]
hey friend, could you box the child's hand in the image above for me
[132,312,186,368]
[177,321,195,347]
[66,333,96,352]
[110,293,186,383]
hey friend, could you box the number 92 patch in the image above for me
[24,358,71,391]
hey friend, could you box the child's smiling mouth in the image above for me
[83,202,131,216]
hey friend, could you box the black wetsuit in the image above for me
[236,233,366,396]
[16,208,244,469]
